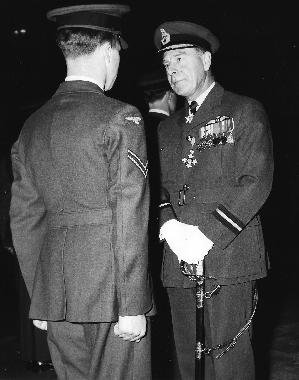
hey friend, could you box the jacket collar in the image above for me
[53,80,105,97]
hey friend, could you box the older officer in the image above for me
[10,4,153,379]
[154,21,273,379]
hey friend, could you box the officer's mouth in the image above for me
[172,78,185,87]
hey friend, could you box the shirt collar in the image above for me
[189,81,215,109]
[65,75,103,91]
[149,109,170,117]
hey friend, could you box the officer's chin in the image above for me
[172,82,188,97]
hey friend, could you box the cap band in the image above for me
[159,34,211,52]
[56,12,122,33]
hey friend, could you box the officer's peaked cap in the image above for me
[154,21,219,54]
[47,3,130,48]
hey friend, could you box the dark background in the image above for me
[1,0,297,142]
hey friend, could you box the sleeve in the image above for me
[104,105,152,316]
[159,186,178,224]
[157,123,178,228]
[199,100,274,249]
[10,139,47,297]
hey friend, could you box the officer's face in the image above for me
[163,47,211,101]
[105,42,121,91]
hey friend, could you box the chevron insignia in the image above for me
[128,149,148,178]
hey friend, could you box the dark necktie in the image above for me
[189,100,198,115]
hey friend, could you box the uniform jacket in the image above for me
[158,83,274,287]
[10,80,153,322]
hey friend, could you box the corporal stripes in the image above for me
[213,204,245,235]
[128,149,148,178]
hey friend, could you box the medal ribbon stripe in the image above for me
[212,205,245,234]
[127,149,148,178]
[199,117,234,139]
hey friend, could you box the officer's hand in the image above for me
[33,319,47,331]
[160,219,213,264]
[180,224,213,263]
[114,315,146,342]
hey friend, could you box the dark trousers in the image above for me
[47,319,151,380]
[167,281,255,380]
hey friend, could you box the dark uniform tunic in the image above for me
[10,80,153,379]
[158,82,273,379]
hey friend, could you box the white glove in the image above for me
[33,319,47,331]
[160,219,213,264]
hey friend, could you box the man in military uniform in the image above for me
[139,67,178,269]
[10,4,153,379]
[139,67,177,212]
[139,68,179,378]
[140,67,178,129]
[153,21,273,379]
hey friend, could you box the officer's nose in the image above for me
[166,64,177,80]
[167,64,177,76]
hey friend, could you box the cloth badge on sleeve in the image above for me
[128,149,148,178]
[125,116,141,125]
[197,115,234,152]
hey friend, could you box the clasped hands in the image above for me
[33,315,146,343]
[114,314,146,343]
[159,219,213,265]
[33,319,47,330]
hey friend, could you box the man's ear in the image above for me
[202,51,212,71]
[102,41,112,64]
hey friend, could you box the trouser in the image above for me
[47,319,151,380]
[167,281,255,380]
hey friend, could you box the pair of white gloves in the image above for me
[159,219,213,272]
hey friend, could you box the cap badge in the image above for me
[160,28,170,46]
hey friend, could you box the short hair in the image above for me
[57,28,120,59]
[145,88,169,104]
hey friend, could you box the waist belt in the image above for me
[48,209,112,227]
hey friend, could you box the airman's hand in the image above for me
[33,319,47,331]
[114,315,146,342]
